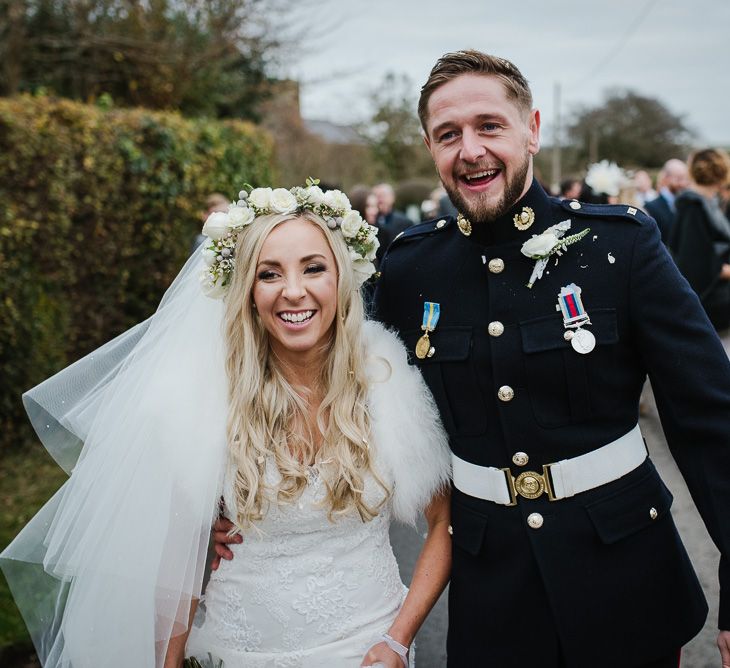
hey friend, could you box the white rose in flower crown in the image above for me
[340,210,363,238]
[306,185,325,207]
[227,205,255,228]
[521,231,560,259]
[365,237,380,261]
[201,247,218,266]
[200,273,227,299]
[352,258,376,285]
[248,187,273,211]
[202,211,231,240]
[270,188,298,214]
[322,189,350,212]
[363,224,378,244]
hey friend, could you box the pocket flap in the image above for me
[520,308,618,354]
[450,501,488,556]
[586,469,673,544]
[401,326,472,364]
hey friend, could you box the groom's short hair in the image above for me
[417,50,533,131]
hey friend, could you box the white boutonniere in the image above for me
[521,220,590,288]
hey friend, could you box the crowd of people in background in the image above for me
[340,148,730,333]
[556,151,730,333]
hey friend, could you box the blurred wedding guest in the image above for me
[348,185,379,226]
[634,169,657,205]
[193,192,230,250]
[645,159,690,244]
[559,178,582,200]
[670,148,730,330]
[421,186,449,221]
[616,182,644,210]
[373,183,411,265]
[373,183,411,230]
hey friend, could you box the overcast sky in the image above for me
[285,0,729,148]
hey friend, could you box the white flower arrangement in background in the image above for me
[584,160,628,198]
[200,178,380,298]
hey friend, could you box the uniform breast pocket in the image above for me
[520,308,618,428]
[402,326,487,436]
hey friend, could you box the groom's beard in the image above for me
[443,151,530,224]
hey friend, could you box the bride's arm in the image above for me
[361,490,451,667]
[163,599,199,668]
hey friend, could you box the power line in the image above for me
[571,0,661,88]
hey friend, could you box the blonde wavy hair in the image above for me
[223,211,390,530]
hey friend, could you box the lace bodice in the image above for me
[186,460,410,668]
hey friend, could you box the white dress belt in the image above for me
[452,424,647,505]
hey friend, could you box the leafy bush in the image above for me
[0,95,274,451]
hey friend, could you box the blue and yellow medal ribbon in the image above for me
[416,302,440,359]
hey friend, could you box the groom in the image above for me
[216,50,730,667]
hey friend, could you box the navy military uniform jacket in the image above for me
[374,179,730,668]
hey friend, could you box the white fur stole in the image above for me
[364,320,452,526]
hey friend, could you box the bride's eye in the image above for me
[305,263,326,274]
[257,269,278,280]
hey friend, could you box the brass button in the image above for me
[436,219,446,229]
[488,258,505,274]
[649,507,658,520]
[527,513,543,529]
[488,321,504,337]
[497,385,514,402]
[447,524,453,535]
[512,452,529,466]
[569,200,581,210]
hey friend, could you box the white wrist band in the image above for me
[382,633,409,667]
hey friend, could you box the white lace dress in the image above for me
[185,461,413,668]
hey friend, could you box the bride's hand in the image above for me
[360,641,404,667]
[210,517,241,570]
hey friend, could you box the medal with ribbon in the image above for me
[556,283,596,354]
[415,301,440,359]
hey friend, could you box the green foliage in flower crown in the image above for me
[0,95,274,452]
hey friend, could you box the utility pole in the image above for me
[589,127,599,165]
[551,81,562,194]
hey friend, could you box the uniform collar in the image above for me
[466,178,553,247]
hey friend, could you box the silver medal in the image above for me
[570,328,596,354]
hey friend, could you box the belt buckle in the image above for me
[501,464,557,506]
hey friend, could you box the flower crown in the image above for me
[199,178,380,299]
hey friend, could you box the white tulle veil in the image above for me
[0,250,229,667]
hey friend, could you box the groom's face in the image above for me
[423,73,540,223]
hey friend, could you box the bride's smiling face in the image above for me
[252,217,339,363]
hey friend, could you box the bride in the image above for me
[1,181,451,668]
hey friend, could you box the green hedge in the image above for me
[0,95,274,451]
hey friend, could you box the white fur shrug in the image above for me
[364,320,452,525]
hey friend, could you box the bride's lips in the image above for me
[458,168,502,192]
[277,309,317,329]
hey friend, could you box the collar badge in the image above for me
[513,206,535,231]
[456,214,472,237]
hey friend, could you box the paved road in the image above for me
[390,383,721,667]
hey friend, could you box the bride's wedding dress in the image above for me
[187,462,411,667]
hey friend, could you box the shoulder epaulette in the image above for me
[389,216,456,248]
[558,199,650,225]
